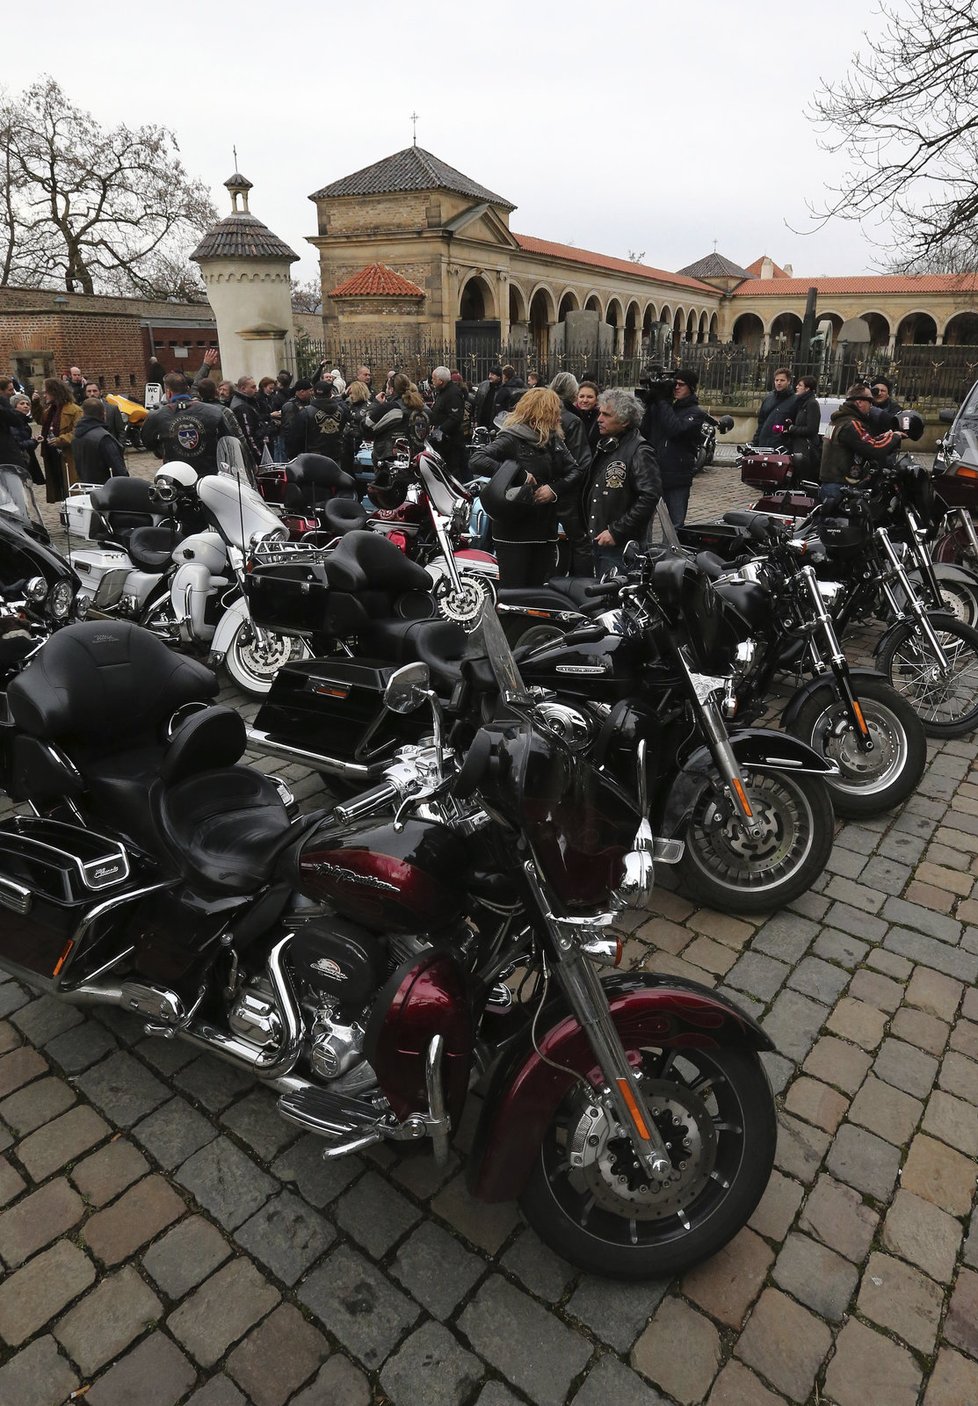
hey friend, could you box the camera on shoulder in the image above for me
[636,365,676,403]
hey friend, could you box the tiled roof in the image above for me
[733,273,978,296]
[191,214,298,263]
[224,172,253,189]
[310,146,514,210]
[679,252,754,280]
[513,235,714,293]
[329,264,425,298]
[745,256,789,279]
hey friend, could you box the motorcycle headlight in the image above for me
[47,579,74,620]
[817,580,843,608]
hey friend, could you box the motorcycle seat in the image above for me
[545,575,605,608]
[289,454,357,497]
[498,586,582,613]
[127,525,181,573]
[153,766,291,895]
[320,498,368,536]
[326,531,432,595]
[722,511,774,531]
[693,551,729,581]
[358,618,467,691]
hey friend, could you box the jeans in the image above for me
[661,484,691,527]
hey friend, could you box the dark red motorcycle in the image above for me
[0,610,775,1279]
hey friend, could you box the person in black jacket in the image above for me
[0,377,29,469]
[639,369,708,527]
[549,372,593,571]
[71,399,128,483]
[471,367,502,430]
[783,375,822,472]
[820,384,904,501]
[84,382,126,446]
[870,377,903,421]
[755,368,795,447]
[469,388,582,588]
[281,379,315,459]
[363,373,421,464]
[587,388,661,575]
[302,382,349,462]
[428,366,465,470]
[574,381,601,446]
[230,375,277,463]
[494,365,527,417]
[142,373,249,475]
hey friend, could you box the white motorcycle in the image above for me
[62,464,310,696]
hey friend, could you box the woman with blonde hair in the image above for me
[469,386,581,587]
[342,379,372,473]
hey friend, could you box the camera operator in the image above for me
[639,367,708,527]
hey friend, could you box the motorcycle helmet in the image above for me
[896,410,924,441]
[367,464,410,510]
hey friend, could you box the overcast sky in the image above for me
[1,0,911,286]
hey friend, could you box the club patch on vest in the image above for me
[175,419,203,453]
[604,460,627,490]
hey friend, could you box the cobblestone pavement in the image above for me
[1,456,977,1405]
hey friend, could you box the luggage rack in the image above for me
[249,537,338,566]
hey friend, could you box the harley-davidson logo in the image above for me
[311,957,346,981]
[555,664,607,674]
[313,861,398,893]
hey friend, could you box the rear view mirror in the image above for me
[939,409,957,424]
[384,662,430,714]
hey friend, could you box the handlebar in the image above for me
[585,577,625,597]
[333,780,399,824]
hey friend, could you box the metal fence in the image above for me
[289,332,978,409]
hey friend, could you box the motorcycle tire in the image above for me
[520,1043,775,1280]
[677,766,834,913]
[788,678,927,819]
[934,580,978,630]
[223,618,312,698]
[877,615,978,738]
[502,619,567,653]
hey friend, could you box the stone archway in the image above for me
[584,292,602,316]
[732,312,764,350]
[860,311,892,348]
[697,312,708,344]
[943,312,978,345]
[897,311,938,345]
[606,298,625,356]
[529,285,556,359]
[769,311,803,349]
[557,289,580,322]
[509,283,528,327]
[709,313,719,342]
[673,307,686,346]
[624,300,641,358]
[642,303,657,357]
[459,274,496,322]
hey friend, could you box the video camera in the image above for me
[635,365,677,404]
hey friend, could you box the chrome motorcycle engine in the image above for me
[228,977,281,1048]
[309,1005,367,1082]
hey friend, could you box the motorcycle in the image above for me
[0,608,776,1280]
[244,528,838,914]
[63,463,310,697]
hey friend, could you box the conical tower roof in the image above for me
[191,174,298,263]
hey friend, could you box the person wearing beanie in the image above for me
[639,367,709,527]
[281,378,316,459]
[472,365,503,431]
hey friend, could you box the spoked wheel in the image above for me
[877,615,978,737]
[433,573,496,631]
[935,582,978,629]
[677,766,834,913]
[224,618,312,697]
[789,679,927,819]
[520,1044,775,1279]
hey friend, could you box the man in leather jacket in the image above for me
[302,382,348,460]
[820,383,903,502]
[428,366,465,470]
[72,399,128,483]
[280,379,314,459]
[142,373,249,475]
[586,388,661,576]
[639,368,708,527]
[471,367,502,430]
[754,368,795,447]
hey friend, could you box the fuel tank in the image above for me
[295,816,468,933]
[516,630,644,703]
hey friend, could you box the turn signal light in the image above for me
[580,935,624,966]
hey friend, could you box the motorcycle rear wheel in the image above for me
[520,1044,775,1279]
[877,615,978,737]
[224,618,312,697]
[788,678,927,819]
[677,766,833,913]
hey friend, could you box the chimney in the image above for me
[761,256,774,280]
[783,263,793,277]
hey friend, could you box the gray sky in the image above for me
[2,0,910,286]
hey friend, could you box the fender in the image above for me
[872,614,945,660]
[658,730,835,838]
[170,560,218,645]
[910,561,978,590]
[209,593,249,662]
[467,972,773,1203]
[780,668,890,733]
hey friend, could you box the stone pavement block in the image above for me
[573,1354,670,1406]
[734,1287,832,1403]
[174,1053,256,1113]
[0,1240,95,1346]
[143,1214,231,1300]
[565,1274,668,1354]
[390,1144,459,1201]
[682,936,737,974]
[16,1103,109,1182]
[924,1347,978,1406]
[923,1088,978,1157]
[803,1034,872,1093]
[748,1168,803,1243]
[234,1188,334,1286]
[290,1356,370,1406]
[918,859,974,896]
[906,966,964,1020]
[0,1021,18,1055]
[826,1122,902,1200]
[86,1332,197,1406]
[783,1075,848,1133]
[902,1132,976,1215]
[71,1137,149,1207]
[861,854,913,892]
[0,1176,84,1266]
[630,1295,721,1406]
[799,1172,879,1262]
[681,1226,774,1327]
[906,879,957,912]
[772,1231,858,1321]
[299,1244,417,1371]
[751,912,819,963]
[462,1281,594,1406]
[133,1034,197,1077]
[219,1087,299,1162]
[54,1264,162,1375]
[270,1132,362,1208]
[636,918,693,955]
[133,1095,217,1169]
[0,1154,25,1207]
[380,1321,483,1406]
[0,1044,47,1097]
[725,951,790,1002]
[774,1111,830,1184]
[867,948,913,979]
[786,955,849,1006]
[74,1050,169,1127]
[826,996,887,1050]
[939,1048,978,1104]
[891,1005,949,1056]
[183,1379,247,1406]
[813,929,868,969]
[0,1073,75,1134]
[226,1303,329,1406]
[335,1168,421,1258]
[825,901,887,941]
[0,982,30,1018]
[175,1135,276,1231]
[848,967,904,1013]
[825,874,885,913]
[707,1359,786,1406]
[431,1172,520,1254]
[761,990,826,1063]
[83,1174,185,1265]
[858,1250,944,1354]
[848,1074,922,1145]
[500,1226,575,1303]
[44,1020,117,1074]
[788,889,830,922]
[168,1258,280,1368]
[391,1220,486,1321]
[885,927,978,981]
[874,1037,939,1098]
[10,994,83,1046]
[824,1318,921,1406]
[0,1334,79,1406]
[883,894,961,942]
[882,1188,962,1282]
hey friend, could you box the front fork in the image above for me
[522,861,673,1182]
[798,565,873,751]
[676,650,762,837]
[875,528,951,671]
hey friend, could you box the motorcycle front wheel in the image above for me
[520,1043,775,1279]
[677,767,834,913]
[788,678,927,819]
[877,615,978,737]
[223,619,312,697]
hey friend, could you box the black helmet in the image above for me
[896,410,924,441]
[367,464,410,510]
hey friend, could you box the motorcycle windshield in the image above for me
[0,466,35,531]
[419,457,466,517]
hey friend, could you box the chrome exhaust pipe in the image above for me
[245,726,381,780]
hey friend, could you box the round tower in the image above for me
[191,173,299,382]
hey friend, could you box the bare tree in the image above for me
[628,250,646,264]
[810,1,978,275]
[291,277,323,313]
[1,77,216,295]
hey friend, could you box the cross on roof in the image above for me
[410,112,419,145]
